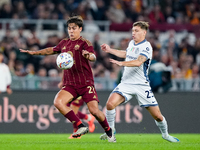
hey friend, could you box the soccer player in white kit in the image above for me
[100,21,180,143]
[0,51,12,95]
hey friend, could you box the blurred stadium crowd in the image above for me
[0,0,200,24]
[0,0,200,91]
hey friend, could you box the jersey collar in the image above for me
[134,39,146,46]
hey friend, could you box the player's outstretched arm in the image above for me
[101,44,126,58]
[19,47,57,55]
[110,55,147,67]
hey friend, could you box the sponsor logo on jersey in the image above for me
[127,55,137,60]
[142,50,149,53]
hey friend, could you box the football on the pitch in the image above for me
[56,52,74,70]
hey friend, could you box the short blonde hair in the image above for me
[133,21,149,31]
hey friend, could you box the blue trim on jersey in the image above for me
[134,39,146,46]
[143,59,150,82]
[140,53,148,59]
[140,104,158,107]
[112,91,127,101]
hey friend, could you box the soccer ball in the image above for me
[56,52,74,70]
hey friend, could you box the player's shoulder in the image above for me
[61,38,70,42]
[144,39,151,45]
[80,37,93,46]
[129,40,134,44]
[80,36,90,42]
[142,40,152,49]
[128,40,134,47]
[1,63,9,69]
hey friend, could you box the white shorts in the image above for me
[112,83,158,107]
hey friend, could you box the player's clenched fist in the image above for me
[100,44,110,53]
[82,50,90,59]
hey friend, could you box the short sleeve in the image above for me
[140,44,152,60]
[53,40,64,53]
[82,39,95,54]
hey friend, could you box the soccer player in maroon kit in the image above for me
[19,15,116,142]
[58,80,95,139]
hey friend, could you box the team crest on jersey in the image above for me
[74,44,80,50]
[135,48,139,54]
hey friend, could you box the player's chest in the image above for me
[127,46,140,58]
[61,42,83,57]
[0,66,7,75]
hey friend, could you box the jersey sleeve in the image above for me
[140,43,152,60]
[53,40,64,53]
[82,39,95,54]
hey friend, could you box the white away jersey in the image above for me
[121,39,152,85]
[0,63,12,92]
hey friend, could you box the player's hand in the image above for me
[110,59,123,66]
[101,44,110,53]
[19,49,36,55]
[6,88,13,95]
[82,50,90,59]
[57,81,63,89]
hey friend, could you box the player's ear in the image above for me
[143,30,147,36]
[79,27,82,32]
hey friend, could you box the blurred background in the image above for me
[0,0,200,92]
[1,0,200,134]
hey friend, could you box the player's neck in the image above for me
[134,38,146,45]
[70,36,81,41]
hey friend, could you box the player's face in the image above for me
[68,23,82,40]
[132,26,146,44]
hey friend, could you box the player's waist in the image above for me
[64,80,94,85]
[121,79,149,84]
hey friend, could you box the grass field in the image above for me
[0,133,199,150]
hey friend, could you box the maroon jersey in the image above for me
[53,36,95,86]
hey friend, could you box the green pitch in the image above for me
[0,134,199,150]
